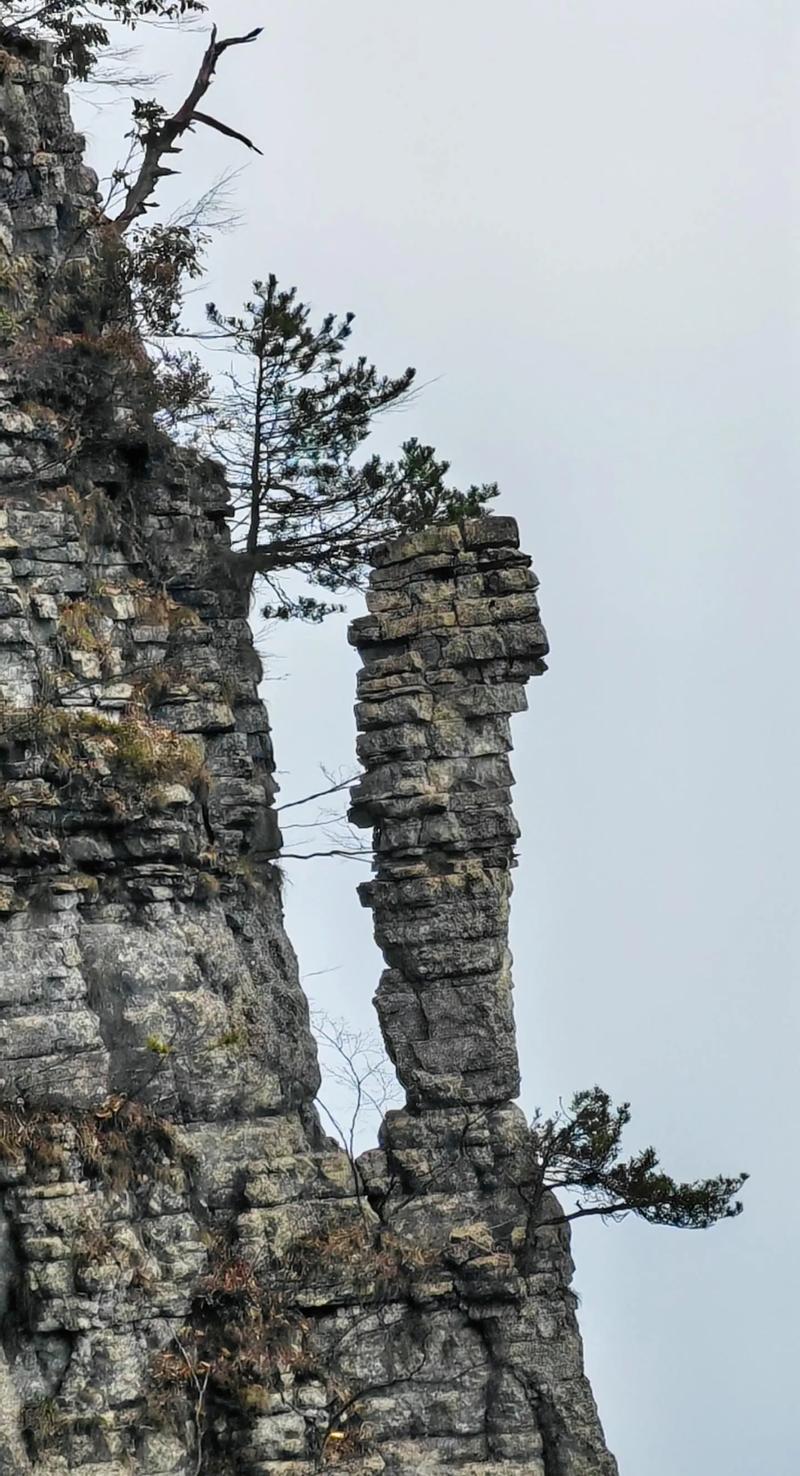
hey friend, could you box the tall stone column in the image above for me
[349,516,548,1109]
[349,520,619,1476]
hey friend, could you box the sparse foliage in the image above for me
[0,1096,187,1193]
[1,2,207,79]
[527,1086,747,1229]
[4,6,259,259]
[110,21,263,234]
[277,765,370,863]
[203,276,498,619]
[310,1024,746,1234]
[4,8,498,618]
[122,222,207,334]
[312,1011,401,1168]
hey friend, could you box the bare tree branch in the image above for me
[276,775,359,814]
[190,110,262,155]
[280,848,371,863]
[112,23,263,233]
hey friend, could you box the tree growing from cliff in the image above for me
[1,7,261,359]
[526,1087,747,1229]
[4,11,494,620]
[202,278,498,620]
[300,1021,746,1231]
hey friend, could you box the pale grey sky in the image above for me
[75,4,799,1471]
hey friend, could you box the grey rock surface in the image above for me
[349,519,548,1107]
[0,32,617,1476]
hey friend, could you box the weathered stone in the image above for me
[340,526,613,1469]
[0,34,616,1476]
[349,519,546,1106]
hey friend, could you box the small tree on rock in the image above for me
[3,12,498,614]
[204,277,498,620]
[527,1086,747,1229]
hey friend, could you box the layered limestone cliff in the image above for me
[0,34,618,1476]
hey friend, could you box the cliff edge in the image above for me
[0,36,617,1476]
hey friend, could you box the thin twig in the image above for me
[276,776,359,814]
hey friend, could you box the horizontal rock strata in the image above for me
[349,522,617,1476]
[348,517,548,1107]
[0,33,618,1476]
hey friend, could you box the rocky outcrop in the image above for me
[0,33,617,1476]
[349,517,548,1107]
[348,524,617,1476]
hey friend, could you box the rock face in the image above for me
[348,525,618,1476]
[349,518,549,1107]
[0,33,618,1476]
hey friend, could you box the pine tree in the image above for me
[204,277,498,620]
[528,1087,747,1229]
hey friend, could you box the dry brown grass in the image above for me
[0,1096,188,1193]
[0,705,205,790]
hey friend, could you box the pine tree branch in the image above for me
[536,1201,632,1226]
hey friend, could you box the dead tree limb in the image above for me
[112,24,263,234]
[189,109,263,153]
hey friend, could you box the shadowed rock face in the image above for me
[0,34,617,1476]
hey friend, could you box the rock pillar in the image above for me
[349,516,548,1107]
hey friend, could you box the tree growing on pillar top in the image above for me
[203,278,498,621]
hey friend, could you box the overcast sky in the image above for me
[75,4,799,1471]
